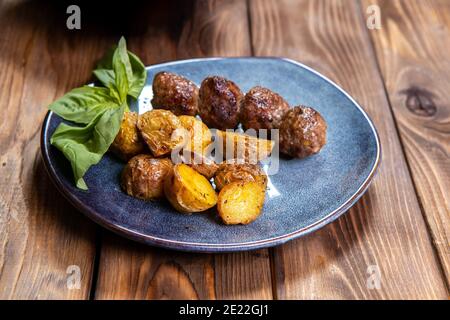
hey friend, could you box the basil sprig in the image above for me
[49,37,147,190]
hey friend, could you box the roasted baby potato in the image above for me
[164,164,217,213]
[216,130,274,163]
[240,86,290,131]
[180,152,219,180]
[151,71,199,116]
[198,76,243,130]
[178,115,212,154]
[214,160,267,191]
[217,181,266,225]
[137,110,185,157]
[110,111,147,161]
[279,106,327,158]
[121,155,173,200]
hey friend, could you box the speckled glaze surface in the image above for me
[41,57,381,252]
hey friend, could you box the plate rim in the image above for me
[40,56,381,252]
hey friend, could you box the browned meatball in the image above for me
[121,155,173,200]
[241,86,290,131]
[279,106,327,158]
[198,76,243,130]
[110,111,147,161]
[151,71,198,116]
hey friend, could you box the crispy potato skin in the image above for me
[110,112,147,161]
[164,164,217,213]
[121,155,173,200]
[198,76,243,130]
[216,130,274,163]
[214,160,267,191]
[189,161,219,180]
[180,152,219,180]
[151,72,198,116]
[241,86,290,131]
[279,106,327,158]
[178,115,212,154]
[137,110,184,157]
[217,181,266,225]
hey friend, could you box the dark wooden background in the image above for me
[0,0,448,299]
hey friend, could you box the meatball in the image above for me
[110,111,146,161]
[121,155,173,200]
[241,86,290,131]
[214,159,267,191]
[137,110,185,157]
[198,76,243,130]
[279,106,327,158]
[151,71,198,116]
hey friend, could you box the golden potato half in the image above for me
[110,111,146,161]
[214,160,267,191]
[217,181,266,225]
[121,155,173,200]
[164,164,217,213]
[216,130,274,163]
[137,110,185,157]
[178,115,212,154]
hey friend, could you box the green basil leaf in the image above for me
[127,51,147,99]
[94,37,146,100]
[50,103,126,190]
[92,68,115,90]
[48,86,119,124]
[112,38,130,102]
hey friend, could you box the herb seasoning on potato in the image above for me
[214,160,267,191]
[164,164,217,213]
[217,181,266,225]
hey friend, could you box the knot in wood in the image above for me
[400,86,437,117]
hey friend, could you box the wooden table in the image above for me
[0,0,448,300]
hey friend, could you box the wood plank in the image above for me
[94,0,273,300]
[0,1,115,299]
[248,0,448,299]
[362,0,450,287]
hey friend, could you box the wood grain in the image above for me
[248,0,448,299]
[362,0,450,287]
[94,0,272,300]
[0,1,115,299]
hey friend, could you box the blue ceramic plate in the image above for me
[41,57,380,252]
